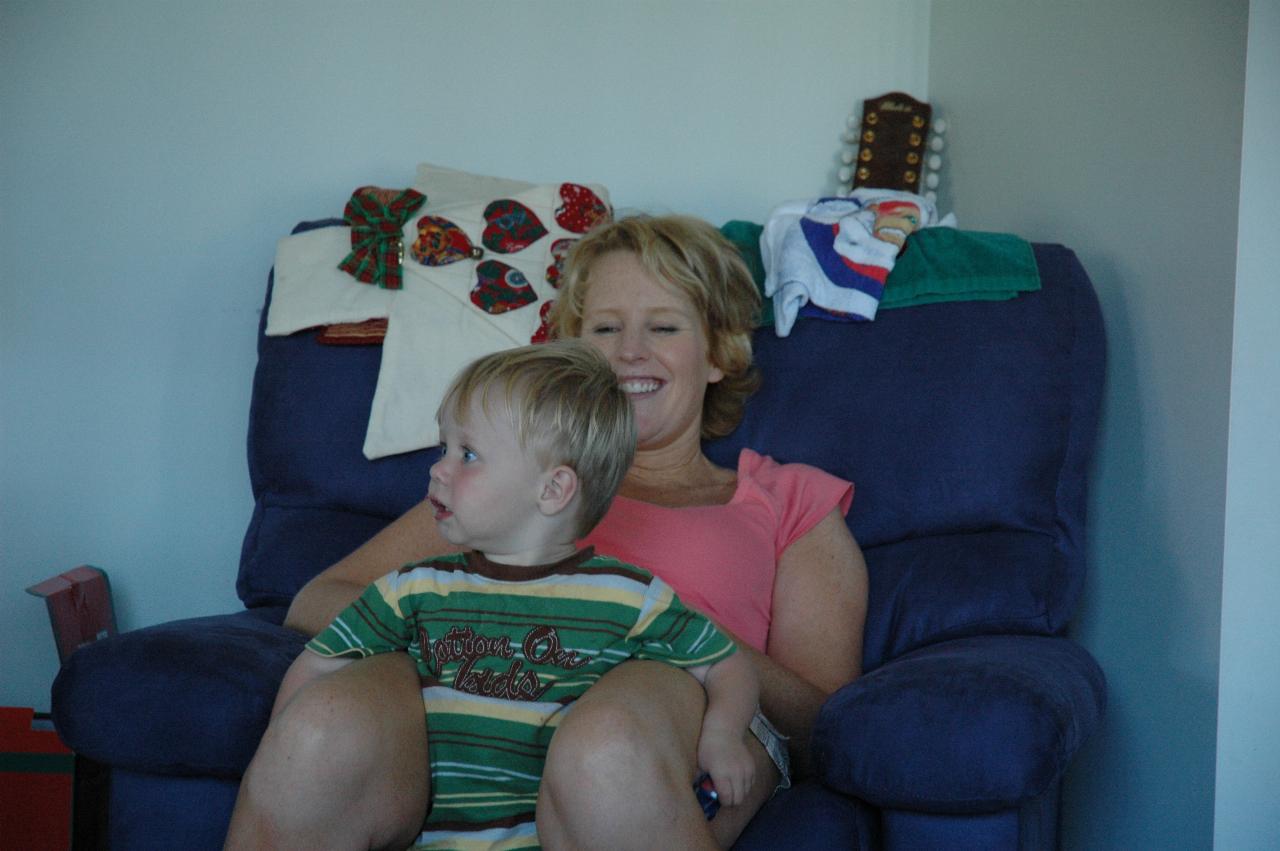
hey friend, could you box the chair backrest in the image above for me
[708,242,1105,669]
[239,222,1105,671]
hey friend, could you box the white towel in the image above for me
[762,190,954,336]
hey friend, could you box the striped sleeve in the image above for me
[305,572,413,659]
[627,577,736,668]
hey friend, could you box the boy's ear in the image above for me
[538,466,579,517]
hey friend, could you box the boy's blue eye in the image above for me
[461,448,478,463]
[590,324,619,335]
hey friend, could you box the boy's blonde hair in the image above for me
[438,340,636,537]
[549,214,761,439]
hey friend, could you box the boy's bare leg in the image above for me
[536,660,778,850]
[225,653,429,851]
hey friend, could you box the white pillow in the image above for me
[267,165,610,459]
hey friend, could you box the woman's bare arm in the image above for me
[757,508,869,776]
[283,499,460,635]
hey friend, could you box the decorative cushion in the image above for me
[265,165,611,459]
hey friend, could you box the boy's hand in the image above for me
[696,724,756,808]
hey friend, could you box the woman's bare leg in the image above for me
[536,661,778,850]
[225,653,429,851]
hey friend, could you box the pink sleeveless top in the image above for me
[581,448,853,653]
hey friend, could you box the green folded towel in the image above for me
[719,220,773,327]
[882,227,1040,309]
[719,220,1040,327]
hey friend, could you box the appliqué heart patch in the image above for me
[411,216,483,267]
[545,238,576,288]
[482,200,548,253]
[555,184,611,234]
[472,260,537,314]
[530,300,555,344]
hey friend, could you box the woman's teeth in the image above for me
[619,379,661,394]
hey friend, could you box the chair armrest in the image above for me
[812,634,1105,813]
[51,609,306,778]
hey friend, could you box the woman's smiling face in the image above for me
[579,251,724,453]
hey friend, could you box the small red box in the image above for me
[26,565,117,663]
[0,707,74,850]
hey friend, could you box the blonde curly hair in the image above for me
[549,215,761,439]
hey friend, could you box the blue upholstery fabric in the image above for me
[813,636,1105,811]
[109,770,239,850]
[733,779,879,849]
[238,218,439,607]
[52,608,303,776]
[51,220,1106,850]
[860,532,1064,670]
[709,242,1103,671]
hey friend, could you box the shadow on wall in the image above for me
[1063,252,1220,849]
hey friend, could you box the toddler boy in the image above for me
[280,340,758,850]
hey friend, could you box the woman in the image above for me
[226,215,869,850]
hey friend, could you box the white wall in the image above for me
[0,1,930,710]
[1215,0,1280,846]
[928,1,1250,847]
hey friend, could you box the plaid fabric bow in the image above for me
[338,186,428,290]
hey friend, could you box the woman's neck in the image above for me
[620,442,736,506]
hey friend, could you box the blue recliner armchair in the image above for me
[52,217,1106,849]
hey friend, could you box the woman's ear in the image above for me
[538,466,579,517]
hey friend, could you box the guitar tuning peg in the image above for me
[932,118,947,134]
[842,131,859,144]
[925,172,940,189]
[924,190,937,204]
[928,154,942,170]
[847,113,859,129]
[841,150,855,165]
[929,136,945,152]
[838,165,854,183]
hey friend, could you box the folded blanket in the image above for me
[882,228,1040,309]
[761,190,954,336]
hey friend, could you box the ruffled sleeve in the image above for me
[737,449,854,557]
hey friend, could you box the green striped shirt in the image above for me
[307,548,735,850]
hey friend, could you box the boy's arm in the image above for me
[272,649,357,718]
[686,650,760,807]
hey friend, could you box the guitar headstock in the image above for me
[838,91,945,203]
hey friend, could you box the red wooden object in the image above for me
[0,707,74,850]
